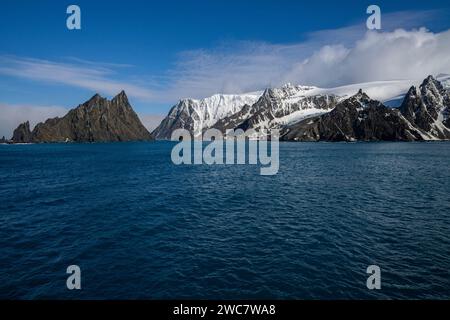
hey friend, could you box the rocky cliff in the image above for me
[11,91,153,143]
[399,76,450,140]
[281,90,424,141]
[12,121,33,143]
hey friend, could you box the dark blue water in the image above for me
[1,142,449,299]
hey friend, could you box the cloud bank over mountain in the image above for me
[168,28,450,100]
[1,28,449,106]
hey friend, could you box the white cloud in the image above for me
[0,56,155,101]
[306,10,441,47]
[164,28,450,99]
[288,28,450,87]
[153,10,450,100]
[0,10,449,108]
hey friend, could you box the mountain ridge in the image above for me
[152,75,450,142]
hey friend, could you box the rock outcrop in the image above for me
[281,90,424,141]
[11,91,153,143]
[12,121,32,143]
[399,76,450,140]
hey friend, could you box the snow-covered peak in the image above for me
[263,84,318,100]
[420,75,443,96]
[156,91,263,138]
[181,92,262,129]
[352,89,370,101]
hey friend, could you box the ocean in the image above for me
[0,142,449,299]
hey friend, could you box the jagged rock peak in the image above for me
[349,89,371,103]
[405,85,419,97]
[85,93,107,106]
[112,90,129,104]
[420,75,444,97]
[12,121,32,143]
[421,75,441,87]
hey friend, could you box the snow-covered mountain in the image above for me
[282,89,427,142]
[152,75,450,140]
[152,92,261,139]
[153,84,343,139]
[282,76,450,142]
[210,84,339,138]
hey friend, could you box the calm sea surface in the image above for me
[0,142,449,299]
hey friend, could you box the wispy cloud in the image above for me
[307,9,442,46]
[0,10,449,107]
[0,56,155,101]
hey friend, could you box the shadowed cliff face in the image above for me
[283,92,422,141]
[399,76,450,139]
[12,121,32,143]
[11,91,153,143]
[281,90,424,142]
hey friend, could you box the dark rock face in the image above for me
[210,104,254,133]
[152,100,198,140]
[0,136,8,143]
[282,90,424,142]
[399,76,450,139]
[11,91,153,143]
[282,76,450,142]
[12,121,33,143]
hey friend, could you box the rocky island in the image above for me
[11,91,153,143]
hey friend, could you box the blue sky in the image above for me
[1,0,450,137]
